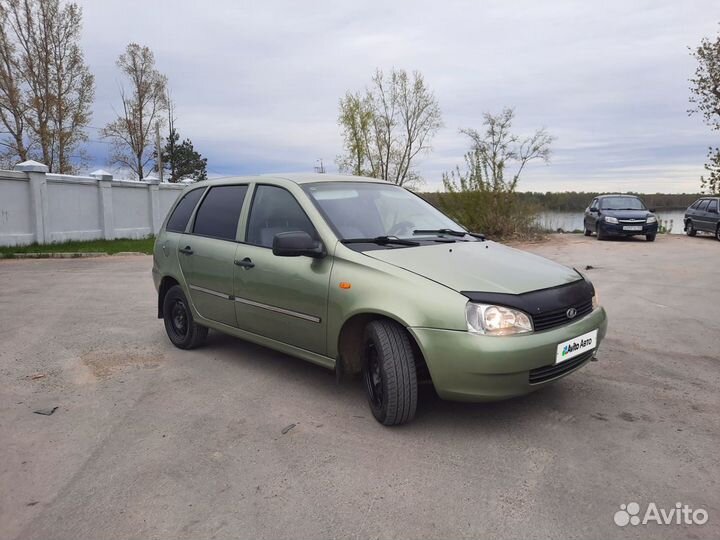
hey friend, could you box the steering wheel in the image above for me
[387,221,415,237]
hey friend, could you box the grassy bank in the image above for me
[0,237,155,256]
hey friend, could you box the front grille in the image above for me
[529,350,594,384]
[532,298,593,332]
[618,218,646,224]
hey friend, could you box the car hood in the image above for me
[365,240,582,295]
[601,209,653,219]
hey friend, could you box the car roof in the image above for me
[596,194,642,199]
[188,173,388,187]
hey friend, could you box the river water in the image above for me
[536,211,686,234]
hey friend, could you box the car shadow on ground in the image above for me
[197,330,578,431]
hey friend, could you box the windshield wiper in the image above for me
[341,236,420,247]
[413,228,485,240]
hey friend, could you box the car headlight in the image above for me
[646,215,657,223]
[604,216,619,224]
[465,303,533,335]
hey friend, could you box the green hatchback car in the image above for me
[153,174,608,425]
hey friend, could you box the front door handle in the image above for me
[179,246,194,255]
[234,257,255,269]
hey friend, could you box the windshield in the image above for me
[304,182,464,239]
[600,196,646,210]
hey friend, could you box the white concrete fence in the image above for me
[0,160,186,247]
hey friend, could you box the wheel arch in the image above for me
[158,275,181,318]
[336,312,430,382]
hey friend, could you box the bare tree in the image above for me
[689,26,720,194]
[337,68,442,187]
[440,108,554,239]
[0,0,94,172]
[457,108,554,192]
[102,43,167,179]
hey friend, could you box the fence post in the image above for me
[91,169,114,240]
[15,160,49,244]
[148,177,161,234]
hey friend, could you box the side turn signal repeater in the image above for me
[339,282,352,290]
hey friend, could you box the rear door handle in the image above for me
[179,246,194,255]
[234,257,254,269]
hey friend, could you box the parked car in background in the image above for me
[583,194,658,241]
[153,174,608,425]
[684,197,720,241]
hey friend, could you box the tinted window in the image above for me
[247,185,318,247]
[697,199,710,212]
[166,188,205,233]
[192,185,248,240]
[708,199,718,213]
[691,199,702,209]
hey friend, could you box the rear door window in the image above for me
[697,199,710,212]
[192,185,249,241]
[166,188,205,233]
[708,199,718,213]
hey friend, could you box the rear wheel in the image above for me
[362,320,417,426]
[163,285,208,349]
[646,234,656,242]
[685,221,696,237]
[716,225,720,242]
[583,227,592,236]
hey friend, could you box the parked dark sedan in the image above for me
[684,197,720,241]
[583,195,658,241]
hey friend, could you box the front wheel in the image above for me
[646,234,656,242]
[596,224,606,240]
[163,285,208,349]
[685,221,696,237]
[362,320,418,426]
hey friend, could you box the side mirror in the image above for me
[272,231,324,258]
[648,208,656,213]
[590,206,598,213]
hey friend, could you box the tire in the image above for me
[583,227,592,236]
[646,234,656,242]
[163,285,208,349]
[596,223,606,240]
[362,320,418,426]
[716,225,720,242]
[685,221,696,237]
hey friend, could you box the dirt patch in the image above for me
[81,348,165,379]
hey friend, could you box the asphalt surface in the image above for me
[1,234,718,540]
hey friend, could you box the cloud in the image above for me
[76,0,719,192]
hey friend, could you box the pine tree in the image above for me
[160,127,207,182]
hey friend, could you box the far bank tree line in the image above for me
[0,0,206,181]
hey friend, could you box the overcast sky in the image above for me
[76,0,719,192]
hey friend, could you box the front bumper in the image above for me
[600,221,658,236]
[409,307,608,402]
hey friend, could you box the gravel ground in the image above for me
[1,234,718,540]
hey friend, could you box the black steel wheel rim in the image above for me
[170,299,189,338]
[364,342,383,409]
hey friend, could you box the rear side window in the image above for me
[166,188,205,233]
[691,199,702,209]
[708,199,718,213]
[192,185,249,240]
[246,185,318,248]
[697,199,710,212]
